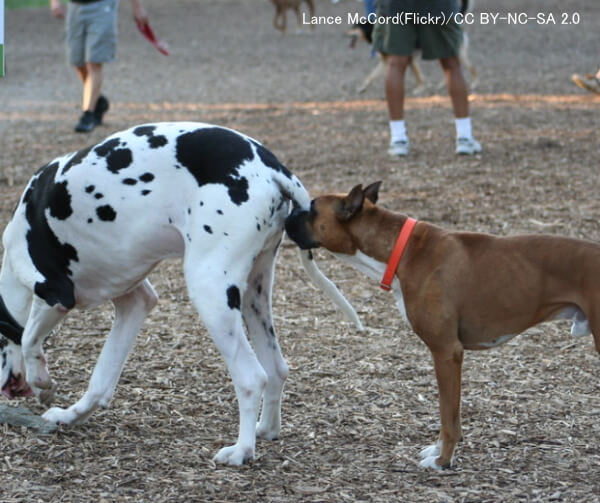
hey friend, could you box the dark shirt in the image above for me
[376,0,459,17]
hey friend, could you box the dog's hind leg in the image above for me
[303,0,315,30]
[243,239,289,441]
[21,297,66,406]
[584,307,600,354]
[184,252,267,466]
[43,280,158,425]
[273,6,286,32]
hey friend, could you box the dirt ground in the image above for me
[1,0,600,501]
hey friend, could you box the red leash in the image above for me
[380,218,417,291]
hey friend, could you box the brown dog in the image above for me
[285,182,600,470]
[271,0,315,33]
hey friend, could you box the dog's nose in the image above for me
[285,208,319,250]
[284,208,307,240]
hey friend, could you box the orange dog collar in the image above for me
[380,217,417,291]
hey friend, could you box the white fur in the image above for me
[418,440,445,470]
[333,251,409,323]
[0,122,361,467]
[477,334,518,348]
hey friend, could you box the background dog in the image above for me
[271,0,315,33]
[347,0,478,94]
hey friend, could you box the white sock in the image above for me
[455,117,473,139]
[389,120,408,143]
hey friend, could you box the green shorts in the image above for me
[66,0,118,67]
[372,14,462,60]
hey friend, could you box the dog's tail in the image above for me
[274,171,364,331]
[299,248,364,331]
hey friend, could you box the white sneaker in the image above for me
[456,137,482,155]
[388,139,410,157]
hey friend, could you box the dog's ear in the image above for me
[336,184,364,221]
[363,181,382,204]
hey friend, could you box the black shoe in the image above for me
[74,110,97,133]
[94,95,109,124]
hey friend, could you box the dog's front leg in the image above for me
[409,57,428,95]
[43,281,157,425]
[357,59,385,94]
[419,345,463,470]
[21,297,65,406]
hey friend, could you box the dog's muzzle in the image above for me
[285,208,320,250]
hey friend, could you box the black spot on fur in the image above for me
[149,136,168,149]
[217,209,223,215]
[47,181,72,220]
[133,125,169,149]
[250,140,293,179]
[139,172,155,183]
[204,225,212,234]
[141,190,151,196]
[96,205,117,222]
[175,128,252,205]
[226,286,241,310]
[133,125,156,137]
[85,185,95,193]
[87,218,93,224]
[22,162,78,309]
[62,145,94,175]
[0,296,23,345]
[123,178,137,185]
[94,138,133,174]
[94,193,104,199]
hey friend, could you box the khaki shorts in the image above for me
[372,15,462,60]
[66,0,118,67]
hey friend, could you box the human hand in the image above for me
[131,0,149,25]
[50,0,66,19]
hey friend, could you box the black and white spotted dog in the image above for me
[0,122,362,465]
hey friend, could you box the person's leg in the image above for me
[74,65,87,85]
[385,55,411,156]
[372,15,416,157]
[82,62,103,112]
[439,56,481,154]
[385,55,410,120]
[439,56,468,118]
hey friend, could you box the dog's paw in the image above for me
[419,455,446,471]
[256,422,280,441]
[213,444,254,466]
[42,406,76,425]
[419,441,442,459]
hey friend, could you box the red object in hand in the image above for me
[136,19,170,56]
